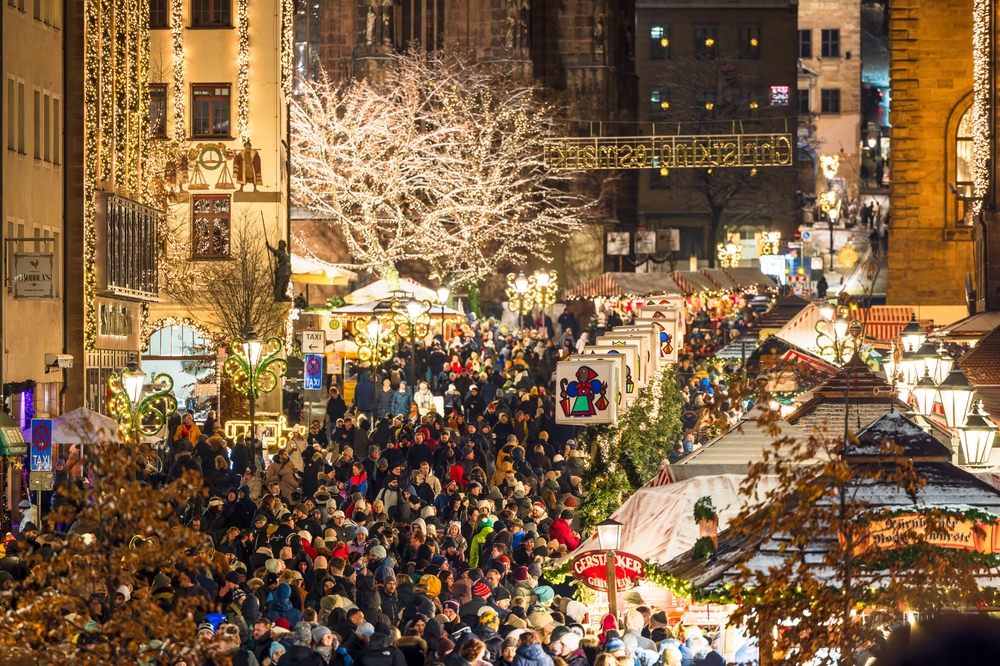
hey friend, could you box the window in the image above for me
[649,89,670,119]
[17,81,25,154]
[799,29,811,58]
[740,25,760,59]
[957,107,974,224]
[192,0,229,27]
[192,194,230,258]
[150,84,167,137]
[821,29,840,58]
[700,89,717,114]
[294,0,322,94]
[43,92,50,162]
[192,84,230,137]
[6,78,15,152]
[401,0,445,51]
[150,0,167,27]
[649,169,671,190]
[695,25,715,60]
[770,86,789,107]
[821,89,841,114]
[52,96,59,164]
[650,26,670,59]
[798,88,810,114]
[33,88,40,159]
[32,0,39,20]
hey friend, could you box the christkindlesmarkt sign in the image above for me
[544,134,794,170]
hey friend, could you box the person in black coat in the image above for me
[358,625,408,666]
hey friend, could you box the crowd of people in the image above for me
[0,300,758,666]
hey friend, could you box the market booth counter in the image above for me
[659,410,1000,663]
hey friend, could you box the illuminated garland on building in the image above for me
[280,0,294,95]
[82,0,153,347]
[141,316,225,349]
[973,0,990,213]
[171,0,185,141]
[237,0,250,142]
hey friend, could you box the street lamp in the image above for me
[913,340,941,384]
[934,342,954,384]
[356,315,395,366]
[533,268,559,309]
[436,285,450,340]
[224,332,288,453]
[958,401,998,466]
[900,315,926,353]
[391,293,432,389]
[912,369,938,416]
[597,518,623,622]
[506,271,536,316]
[107,362,178,444]
[937,366,976,429]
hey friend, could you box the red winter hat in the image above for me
[274,618,291,630]
[473,581,491,598]
[513,566,529,581]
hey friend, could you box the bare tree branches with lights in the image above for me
[290,48,608,285]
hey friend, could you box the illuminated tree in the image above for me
[291,48,607,285]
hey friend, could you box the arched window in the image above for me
[955,107,975,226]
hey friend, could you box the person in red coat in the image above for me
[547,509,580,551]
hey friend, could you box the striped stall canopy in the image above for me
[562,272,684,300]
[700,268,740,291]
[670,271,720,294]
[722,267,779,290]
[857,306,915,343]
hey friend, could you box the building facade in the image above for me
[3,0,65,425]
[634,0,800,265]
[797,0,863,202]
[886,0,973,317]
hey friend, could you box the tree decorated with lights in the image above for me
[291,48,607,285]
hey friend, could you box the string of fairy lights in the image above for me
[237,0,250,143]
[171,0,185,140]
[973,0,990,214]
[280,0,294,95]
[82,0,151,347]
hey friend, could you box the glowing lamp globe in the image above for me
[596,518,623,551]
[937,367,976,430]
[958,402,998,466]
[122,362,146,405]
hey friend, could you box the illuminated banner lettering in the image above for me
[544,134,794,170]
[570,551,646,591]
[847,513,998,554]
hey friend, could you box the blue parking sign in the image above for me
[304,354,324,390]
[30,419,52,472]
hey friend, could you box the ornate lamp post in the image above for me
[391,293,432,389]
[597,518,623,622]
[814,301,859,365]
[938,366,977,429]
[899,314,926,353]
[533,268,559,309]
[224,332,288,451]
[107,362,178,444]
[356,315,395,367]
[911,369,938,416]
[505,271,536,316]
[934,342,955,384]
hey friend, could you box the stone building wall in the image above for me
[887,0,974,306]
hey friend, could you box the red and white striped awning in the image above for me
[857,306,915,343]
[563,272,684,300]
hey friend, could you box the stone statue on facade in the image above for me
[265,239,293,302]
[366,2,376,45]
[381,0,394,46]
[504,0,530,51]
[593,0,607,60]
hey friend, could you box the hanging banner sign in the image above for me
[570,551,646,591]
[555,358,619,425]
[848,513,997,555]
[30,418,52,472]
[304,354,324,390]
[13,253,55,299]
[544,134,794,170]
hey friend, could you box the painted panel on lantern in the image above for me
[555,358,618,425]
[596,334,651,384]
[608,323,660,371]
[593,339,644,388]
[584,345,638,396]
[636,316,679,363]
[562,354,631,413]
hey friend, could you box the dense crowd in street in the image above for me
[0,302,762,666]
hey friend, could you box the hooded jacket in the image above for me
[277,644,326,666]
[265,583,303,626]
[358,632,407,666]
[511,643,555,666]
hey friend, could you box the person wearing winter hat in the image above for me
[269,641,287,663]
[605,638,626,657]
[532,586,554,604]
[313,625,338,663]
[277,621,322,665]
[526,563,542,578]
[526,609,555,635]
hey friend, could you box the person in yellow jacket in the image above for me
[173,413,202,446]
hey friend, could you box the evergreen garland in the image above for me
[577,366,683,529]
[468,283,481,317]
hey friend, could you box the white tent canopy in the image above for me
[345,278,439,305]
[568,473,778,565]
[291,254,358,286]
[51,407,120,444]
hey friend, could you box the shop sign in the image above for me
[95,297,141,351]
[13,252,55,299]
[342,379,357,405]
[849,513,996,555]
[562,354,631,413]
[570,551,646,591]
[29,419,52,472]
